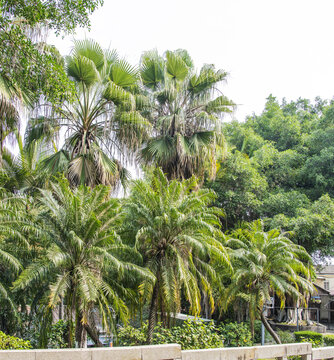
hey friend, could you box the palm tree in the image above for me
[28,39,149,188]
[123,168,230,343]
[223,220,315,344]
[0,96,20,167]
[139,50,234,180]
[13,179,149,348]
[0,132,49,194]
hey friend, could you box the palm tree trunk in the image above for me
[261,310,281,344]
[84,323,103,347]
[75,311,87,348]
[147,282,159,344]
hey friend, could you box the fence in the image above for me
[0,343,333,360]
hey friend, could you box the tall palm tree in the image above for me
[139,50,234,180]
[13,179,150,348]
[123,168,230,343]
[223,220,315,344]
[28,39,149,188]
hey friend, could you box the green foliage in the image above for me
[268,194,334,256]
[118,320,224,350]
[47,320,69,349]
[324,334,334,346]
[117,323,148,346]
[0,331,32,350]
[294,331,323,347]
[123,168,230,342]
[218,322,252,347]
[221,95,334,257]
[13,178,148,347]
[139,49,234,180]
[206,151,267,229]
[223,220,314,344]
[0,1,103,104]
[277,330,295,344]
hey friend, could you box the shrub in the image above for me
[164,320,224,350]
[117,323,147,346]
[47,320,69,349]
[0,331,32,350]
[218,322,252,347]
[324,334,334,346]
[117,319,224,349]
[277,330,295,344]
[294,331,323,347]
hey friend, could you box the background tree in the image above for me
[0,0,104,105]
[223,220,314,344]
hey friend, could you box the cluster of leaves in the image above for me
[0,1,104,104]
[294,331,324,347]
[218,322,252,347]
[207,95,334,257]
[324,334,334,346]
[0,331,32,350]
[118,319,224,350]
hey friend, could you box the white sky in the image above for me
[49,0,334,121]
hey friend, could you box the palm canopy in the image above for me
[139,49,234,180]
[122,168,230,343]
[13,178,150,347]
[27,39,150,188]
[223,220,315,343]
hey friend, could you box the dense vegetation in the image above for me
[0,1,330,351]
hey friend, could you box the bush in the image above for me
[294,331,323,347]
[324,334,334,346]
[165,320,224,350]
[47,320,69,349]
[277,330,295,344]
[117,319,224,349]
[117,323,147,346]
[0,331,32,350]
[218,322,252,347]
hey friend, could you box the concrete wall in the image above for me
[0,343,333,360]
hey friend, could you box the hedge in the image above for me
[0,331,32,350]
[294,331,324,346]
[324,334,334,346]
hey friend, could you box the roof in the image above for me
[314,283,330,295]
[316,265,334,275]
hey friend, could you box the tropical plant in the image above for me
[13,178,150,348]
[139,49,234,180]
[223,220,315,344]
[27,39,149,188]
[218,322,252,347]
[118,319,224,350]
[122,168,230,343]
[0,331,32,350]
[0,95,20,167]
[0,132,50,194]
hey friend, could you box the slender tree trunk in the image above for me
[75,311,87,348]
[261,311,281,344]
[147,282,159,344]
[84,323,103,347]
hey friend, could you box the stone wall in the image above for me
[0,343,333,360]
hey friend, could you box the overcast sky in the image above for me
[49,0,334,121]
